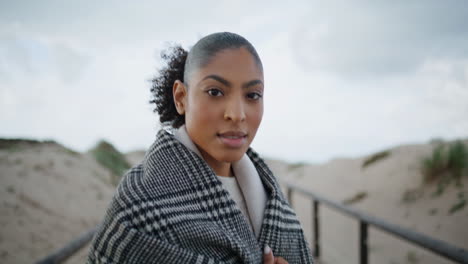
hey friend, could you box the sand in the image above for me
[0,141,115,264]
[267,140,468,264]
[1,139,466,264]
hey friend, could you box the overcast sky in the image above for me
[1,0,467,163]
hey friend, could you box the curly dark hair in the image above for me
[150,32,262,128]
[150,45,188,128]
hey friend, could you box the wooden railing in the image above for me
[35,181,468,264]
[35,227,97,264]
[282,180,468,264]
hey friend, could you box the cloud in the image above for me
[253,27,468,163]
[291,1,468,77]
[0,25,91,84]
[1,0,467,163]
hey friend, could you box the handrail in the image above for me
[35,226,98,264]
[34,180,468,264]
[281,180,468,264]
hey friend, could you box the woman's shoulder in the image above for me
[111,163,148,207]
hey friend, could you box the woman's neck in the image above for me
[199,150,233,177]
[212,162,233,177]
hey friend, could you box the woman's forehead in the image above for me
[189,48,264,85]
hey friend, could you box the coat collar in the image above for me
[172,125,267,239]
[142,129,287,258]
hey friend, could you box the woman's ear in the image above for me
[173,80,187,115]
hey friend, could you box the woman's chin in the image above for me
[216,151,245,163]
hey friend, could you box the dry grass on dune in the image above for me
[1,137,467,264]
[267,139,468,264]
[0,139,120,264]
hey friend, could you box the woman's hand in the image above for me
[263,245,289,264]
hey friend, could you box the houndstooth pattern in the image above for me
[87,129,313,263]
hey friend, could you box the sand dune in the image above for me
[268,140,468,263]
[0,140,116,263]
[0,139,466,264]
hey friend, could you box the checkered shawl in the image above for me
[87,129,313,263]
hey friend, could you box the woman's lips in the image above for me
[217,132,247,148]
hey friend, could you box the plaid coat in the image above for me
[87,129,313,263]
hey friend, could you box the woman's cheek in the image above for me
[250,104,263,126]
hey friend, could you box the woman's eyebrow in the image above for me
[201,75,231,87]
[242,79,263,89]
[201,74,263,89]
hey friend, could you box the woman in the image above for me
[87,32,313,264]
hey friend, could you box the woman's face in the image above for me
[174,47,264,170]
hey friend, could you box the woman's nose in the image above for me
[224,98,246,122]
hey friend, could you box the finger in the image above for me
[263,245,274,264]
[274,256,289,264]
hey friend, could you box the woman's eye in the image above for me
[207,89,223,97]
[247,92,262,100]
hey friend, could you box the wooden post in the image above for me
[313,200,320,259]
[287,187,293,206]
[360,221,368,264]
